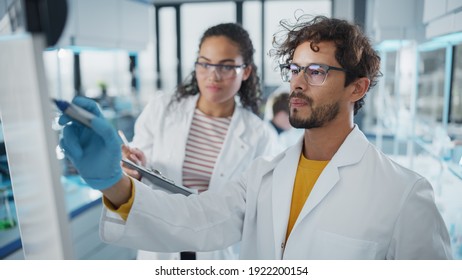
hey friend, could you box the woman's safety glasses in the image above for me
[195,62,246,80]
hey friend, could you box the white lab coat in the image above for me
[128,93,276,260]
[264,121,304,154]
[101,125,452,259]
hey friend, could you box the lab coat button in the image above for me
[220,173,224,177]
[281,242,285,249]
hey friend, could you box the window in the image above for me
[415,48,446,140]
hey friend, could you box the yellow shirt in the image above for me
[285,153,329,241]
[103,178,135,221]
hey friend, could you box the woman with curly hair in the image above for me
[122,22,277,260]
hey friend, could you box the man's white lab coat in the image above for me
[101,126,452,259]
[129,93,276,260]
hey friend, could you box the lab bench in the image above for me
[0,176,136,260]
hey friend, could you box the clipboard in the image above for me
[121,158,197,196]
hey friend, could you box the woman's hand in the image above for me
[121,145,146,180]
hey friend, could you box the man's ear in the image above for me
[350,77,370,102]
[242,65,252,81]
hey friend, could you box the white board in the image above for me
[0,33,73,259]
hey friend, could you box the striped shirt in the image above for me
[182,108,231,193]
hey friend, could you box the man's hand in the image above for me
[59,96,123,190]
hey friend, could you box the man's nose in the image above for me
[290,71,308,90]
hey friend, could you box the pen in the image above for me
[118,130,142,165]
[118,130,130,146]
[52,98,95,128]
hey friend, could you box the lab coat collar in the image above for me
[184,93,200,114]
[162,93,251,188]
[221,95,249,152]
[184,93,246,138]
[299,125,369,216]
[197,94,251,186]
[271,125,369,258]
[329,125,369,167]
[211,102,250,182]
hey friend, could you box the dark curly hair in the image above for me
[175,23,261,115]
[270,15,381,115]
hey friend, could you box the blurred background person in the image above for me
[270,93,292,134]
[264,85,304,152]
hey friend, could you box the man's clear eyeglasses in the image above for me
[195,62,246,80]
[279,63,348,86]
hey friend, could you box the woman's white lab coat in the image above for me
[129,93,277,260]
[102,125,452,259]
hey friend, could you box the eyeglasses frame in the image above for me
[279,63,348,85]
[195,61,247,79]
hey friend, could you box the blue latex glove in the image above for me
[59,96,122,190]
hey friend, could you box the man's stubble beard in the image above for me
[289,99,340,129]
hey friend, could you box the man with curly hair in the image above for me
[61,16,452,259]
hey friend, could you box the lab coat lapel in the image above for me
[162,95,198,183]
[292,126,369,232]
[271,138,303,259]
[212,107,250,182]
[298,161,340,219]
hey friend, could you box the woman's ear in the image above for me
[350,77,370,102]
[242,65,252,81]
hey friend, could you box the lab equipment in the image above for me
[52,99,95,128]
[0,185,15,230]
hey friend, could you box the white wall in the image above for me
[366,0,425,43]
[332,0,354,21]
[57,0,150,51]
[424,0,462,38]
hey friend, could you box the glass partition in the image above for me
[450,44,462,127]
[449,44,462,165]
[361,46,409,155]
[415,48,447,142]
[380,51,398,132]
